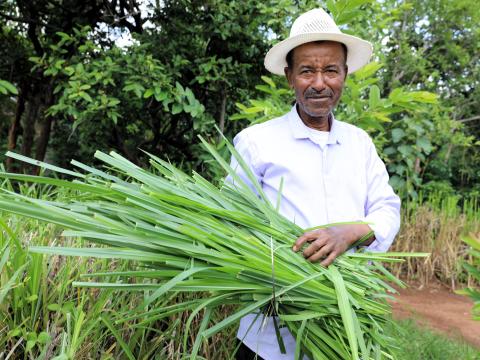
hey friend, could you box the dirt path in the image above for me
[389,283,480,348]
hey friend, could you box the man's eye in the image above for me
[326,69,338,73]
[301,69,313,74]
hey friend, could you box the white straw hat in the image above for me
[264,8,373,75]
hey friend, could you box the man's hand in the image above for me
[292,224,374,267]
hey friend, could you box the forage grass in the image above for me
[1,210,233,359]
[391,192,480,288]
[0,138,427,359]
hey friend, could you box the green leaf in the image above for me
[26,340,36,352]
[354,62,383,80]
[336,10,362,25]
[172,103,182,114]
[144,88,154,98]
[154,91,168,102]
[108,98,120,107]
[398,145,412,157]
[0,80,18,95]
[369,85,381,109]
[0,263,27,305]
[47,304,61,311]
[294,319,307,360]
[391,128,405,143]
[190,307,213,360]
[38,331,51,344]
[261,76,276,88]
[462,235,480,250]
[409,91,437,103]
[416,138,432,154]
[26,294,38,302]
[79,91,92,102]
[328,266,360,360]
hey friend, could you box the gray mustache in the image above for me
[305,89,332,98]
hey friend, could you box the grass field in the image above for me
[391,192,480,288]
[387,320,479,360]
[1,183,479,359]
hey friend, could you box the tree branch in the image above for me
[0,12,57,30]
[458,115,480,123]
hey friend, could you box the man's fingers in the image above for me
[293,232,316,251]
[307,243,333,262]
[293,230,324,251]
[302,238,328,258]
[320,251,338,267]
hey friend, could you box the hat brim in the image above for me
[264,33,373,75]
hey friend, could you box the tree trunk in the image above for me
[34,116,52,163]
[113,126,138,164]
[7,85,27,172]
[34,81,56,168]
[21,93,41,172]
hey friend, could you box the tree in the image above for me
[1,0,478,196]
[374,0,480,193]
[0,0,145,171]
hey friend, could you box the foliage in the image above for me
[0,0,150,169]
[1,0,479,196]
[0,182,237,359]
[0,79,17,95]
[30,26,206,166]
[0,0,479,358]
[0,144,428,359]
[1,202,475,359]
[230,75,292,124]
[456,234,480,320]
[372,0,480,193]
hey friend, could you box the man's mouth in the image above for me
[306,96,330,100]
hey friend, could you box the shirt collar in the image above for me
[287,104,343,145]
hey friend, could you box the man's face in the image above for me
[285,41,347,122]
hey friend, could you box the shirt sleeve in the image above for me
[225,129,263,192]
[362,137,401,253]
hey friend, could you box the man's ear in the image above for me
[284,67,293,88]
[343,65,348,80]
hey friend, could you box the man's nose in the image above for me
[310,72,326,90]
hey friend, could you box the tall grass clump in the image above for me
[0,198,236,359]
[391,191,480,288]
[0,209,149,359]
[0,139,425,360]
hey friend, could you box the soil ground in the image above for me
[390,282,480,348]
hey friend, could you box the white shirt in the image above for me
[230,105,401,359]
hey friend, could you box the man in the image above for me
[231,8,401,360]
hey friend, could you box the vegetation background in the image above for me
[0,0,479,358]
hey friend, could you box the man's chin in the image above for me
[300,106,331,120]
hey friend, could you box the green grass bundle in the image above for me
[0,139,424,360]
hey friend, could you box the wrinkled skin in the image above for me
[293,224,374,267]
[285,41,374,266]
[285,41,347,131]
